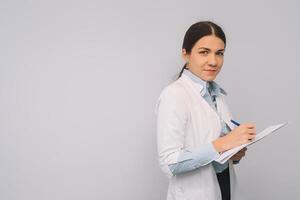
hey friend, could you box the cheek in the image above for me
[217,59,224,68]
[191,53,205,62]
[217,56,224,63]
[194,56,207,67]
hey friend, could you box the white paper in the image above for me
[215,123,288,164]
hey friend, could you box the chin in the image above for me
[204,76,216,81]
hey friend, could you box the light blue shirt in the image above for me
[168,69,238,175]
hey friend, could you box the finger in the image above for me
[232,153,244,160]
[247,134,256,140]
[243,134,255,142]
[246,129,256,135]
[231,155,239,160]
[237,151,246,156]
[237,149,245,154]
[243,123,255,129]
[236,151,246,158]
[240,147,247,152]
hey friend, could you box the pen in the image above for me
[230,119,240,126]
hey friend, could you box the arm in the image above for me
[156,88,201,177]
[168,142,220,175]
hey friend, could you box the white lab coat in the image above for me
[156,73,237,200]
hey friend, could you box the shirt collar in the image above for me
[182,69,227,97]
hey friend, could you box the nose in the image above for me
[208,54,217,67]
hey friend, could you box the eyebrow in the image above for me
[198,47,225,51]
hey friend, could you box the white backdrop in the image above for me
[1,0,299,199]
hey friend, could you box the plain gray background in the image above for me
[1,0,299,199]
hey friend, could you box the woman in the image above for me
[156,21,256,200]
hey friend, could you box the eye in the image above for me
[199,51,209,55]
[216,51,224,56]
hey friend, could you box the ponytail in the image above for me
[178,63,187,79]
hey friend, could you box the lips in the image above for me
[204,69,217,72]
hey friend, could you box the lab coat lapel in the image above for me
[180,74,221,120]
[181,74,234,131]
[215,96,235,130]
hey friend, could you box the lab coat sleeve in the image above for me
[155,86,191,177]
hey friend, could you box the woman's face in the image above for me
[182,35,225,81]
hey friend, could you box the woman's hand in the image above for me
[231,147,247,161]
[213,123,256,153]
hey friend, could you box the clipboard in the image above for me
[215,122,288,164]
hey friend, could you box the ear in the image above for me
[181,49,189,63]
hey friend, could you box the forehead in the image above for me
[193,35,225,50]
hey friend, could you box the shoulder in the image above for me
[155,78,190,114]
[158,78,189,101]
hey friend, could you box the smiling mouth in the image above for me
[204,69,217,72]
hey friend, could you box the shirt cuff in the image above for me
[192,142,220,164]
